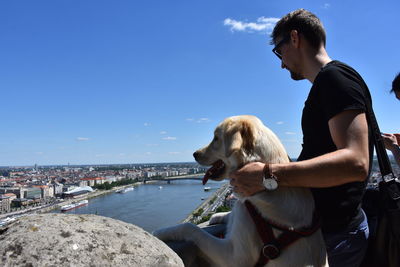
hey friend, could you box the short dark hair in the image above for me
[271,9,326,50]
[391,73,400,93]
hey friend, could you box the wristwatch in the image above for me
[263,163,278,191]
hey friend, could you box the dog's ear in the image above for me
[224,119,255,157]
[224,131,242,157]
[240,120,255,154]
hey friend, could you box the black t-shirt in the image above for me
[298,60,373,233]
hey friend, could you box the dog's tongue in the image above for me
[202,160,224,185]
[202,171,211,185]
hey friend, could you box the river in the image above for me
[53,180,226,232]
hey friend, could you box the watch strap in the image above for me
[263,163,276,180]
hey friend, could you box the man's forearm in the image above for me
[274,148,369,188]
[390,145,400,167]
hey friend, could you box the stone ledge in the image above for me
[0,214,184,267]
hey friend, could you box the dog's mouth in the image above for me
[202,159,226,185]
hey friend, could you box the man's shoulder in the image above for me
[319,60,348,76]
[315,60,361,86]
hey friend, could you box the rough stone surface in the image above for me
[0,213,184,267]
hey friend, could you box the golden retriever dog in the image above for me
[154,115,328,267]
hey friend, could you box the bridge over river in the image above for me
[143,173,205,184]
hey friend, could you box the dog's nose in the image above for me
[193,151,200,161]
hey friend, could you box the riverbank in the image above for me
[183,182,230,224]
[1,176,226,231]
[0,182,142,220]
[0,174,208,220]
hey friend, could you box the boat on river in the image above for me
[204,187,211,191]
[116,187,134,194]
[61,200,88,212]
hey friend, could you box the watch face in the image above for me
[263,178,278,190]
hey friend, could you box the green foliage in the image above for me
[216,205,231,213]
[198,214,212,224]
[209,196,216,204]
[0,171,9,177]
[192,208,204,217]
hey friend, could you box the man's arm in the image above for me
[230,110,369,196]
[382,133,400,167]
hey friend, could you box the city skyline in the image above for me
[1,1,399,166]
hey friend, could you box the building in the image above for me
[24,187,42,199]
[144,172,157,178]
[62,186,94,199]
[33,185,54,198]
[11,198,30,208]
[0,195,11,213]
[0,187,24,198]
[3,193,17,201]
[169,171,179,176]
[80,177,106,187]
[52,182,64,196]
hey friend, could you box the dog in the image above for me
[154,115,328,267]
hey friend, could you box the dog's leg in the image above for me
[154,223,242,267]
[209,211,231,225]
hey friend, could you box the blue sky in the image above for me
[1,0,399,166]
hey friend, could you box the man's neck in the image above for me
[302,48,332,83]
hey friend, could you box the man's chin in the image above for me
[290,71,305,81]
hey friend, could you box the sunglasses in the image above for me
[272,35,291,60]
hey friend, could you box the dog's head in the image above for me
[194,115,289,185]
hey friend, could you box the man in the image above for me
[382,73,400,166]
[230,9,372,267]
[390,73,400,100]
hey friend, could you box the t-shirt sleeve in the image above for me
[315,67,366,121]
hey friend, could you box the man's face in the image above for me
[273,34,305,81]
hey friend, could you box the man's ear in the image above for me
[224,131,242,157]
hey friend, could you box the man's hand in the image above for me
[395,133,400,144]
[229,162,266,197]
[382,133,399,151]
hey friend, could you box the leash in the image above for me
[244,200,321,267]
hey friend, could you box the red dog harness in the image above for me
[244,200,321,267]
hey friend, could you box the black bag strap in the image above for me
[331,62,396,179]
[361,84,395,178]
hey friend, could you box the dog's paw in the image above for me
[153,228,169,241]
[209,212,231,225]
[153,223,195,241]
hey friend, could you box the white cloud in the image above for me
[197,118,211,123]
[322,3,331,9]
[146,143,159,147]
[285,132,296,135]
[224,17,280,34]
[168,152,180,155]
[76,137,90,141]
[119,153,126,156]
[276,121,284,125]
[144,122,150,127]
[160,131,167,135]
[162,136,177,140]
[35,152,44,155]
[145,152,152,155]
[186,117,211,123]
